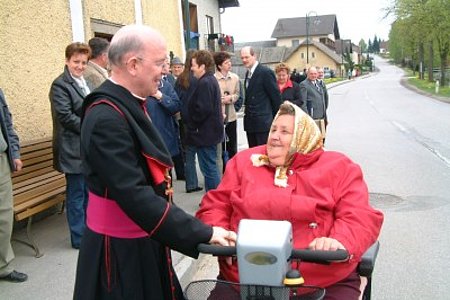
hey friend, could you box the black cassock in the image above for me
[73,80,212,300]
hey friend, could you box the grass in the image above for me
[404,70,450,99]
[324,77,345,84]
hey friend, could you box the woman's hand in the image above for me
[308,237,346,251]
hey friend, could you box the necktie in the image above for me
[245,70,252,89]
[314,81,321,91]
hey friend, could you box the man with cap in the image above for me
[170,56,184,82]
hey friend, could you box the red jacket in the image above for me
[196,145,383,288]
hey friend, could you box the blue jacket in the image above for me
[0,89,20,171]
[146,78,182,157]
[184,72,224,147]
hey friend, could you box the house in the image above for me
[232,40,342,80]
[0,0,238,141]
[379,40,389,54]
[231,14,361,78]
[182,0,239,52]
[271,14,341,50]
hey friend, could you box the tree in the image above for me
[373,35,380,53]
[368,39,373,53]
[388,0,450,84]
[359,39,367,53]
[427,0,450,85]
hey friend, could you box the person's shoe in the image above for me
[186,187,203,193]
[0,270,28,283]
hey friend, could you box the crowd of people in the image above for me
[0,24,382,300]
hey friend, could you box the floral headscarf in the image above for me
[251,101,323,187]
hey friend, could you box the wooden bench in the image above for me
[12,138,66,257]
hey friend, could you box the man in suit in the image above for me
[240,46,281,147]
[84,37,109,89]
[317,67,329,115]
[0,88,27,283]
[299,67,326,120]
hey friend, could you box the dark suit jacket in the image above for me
[319,79,329,110]
[0,88,20,171]
[244,63,281,133]
[299,79,326,119]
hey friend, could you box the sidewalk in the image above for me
[0,177,207,300]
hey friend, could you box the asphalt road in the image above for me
[193,58,450,299]
[325,57,450,299]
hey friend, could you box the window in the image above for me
[312,52,315,58]
[301,53,304,59]
[292,39,299,47]
[206,15,214,34]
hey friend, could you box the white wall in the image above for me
[189,0,221,49]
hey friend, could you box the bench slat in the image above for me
[13,170,63,190]
[20,147,52,161]
[14,186,66,213]
[13,173,65,196]
[19,139,52,154]
[14,178,66,206]
[15,194,65,221]
[12,165,55,184]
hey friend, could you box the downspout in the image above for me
[68,0,85,42]
[134,0,143,25]
[184,0,191,50]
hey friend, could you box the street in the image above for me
[2,57,449,299]
[326,57,450,299]
[194,57,450,299]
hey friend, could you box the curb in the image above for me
[400,77,450,104]
[173,252,199,288]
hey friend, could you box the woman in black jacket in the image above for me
[275,62,303,109]
[49,42,92,249]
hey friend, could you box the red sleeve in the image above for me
[330,160,384,261]
[196,154,242,229]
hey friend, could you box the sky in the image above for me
[220,0,395,44]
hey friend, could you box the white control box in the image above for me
[237,219,293,287]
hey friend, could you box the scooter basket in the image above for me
[184,279,325,300]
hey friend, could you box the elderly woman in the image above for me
[49,42,92,249]
[275,63,303,110]
[196,101,383,299]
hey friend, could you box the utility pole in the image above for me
[305,11,318,66]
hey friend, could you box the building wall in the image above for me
[189,0,220,50]
[0,0,72,141]
[0,0,183,142]
[142,1,184,58]
[284,45,339,74]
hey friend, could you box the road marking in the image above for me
[392,121,450,168]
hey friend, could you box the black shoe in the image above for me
[0,270,28,283]
[186,187,203,193]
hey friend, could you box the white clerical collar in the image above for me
[108,78,146,101]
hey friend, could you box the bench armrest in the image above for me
[357,241,380,277]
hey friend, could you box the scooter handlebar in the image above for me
[197,244,349,263]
